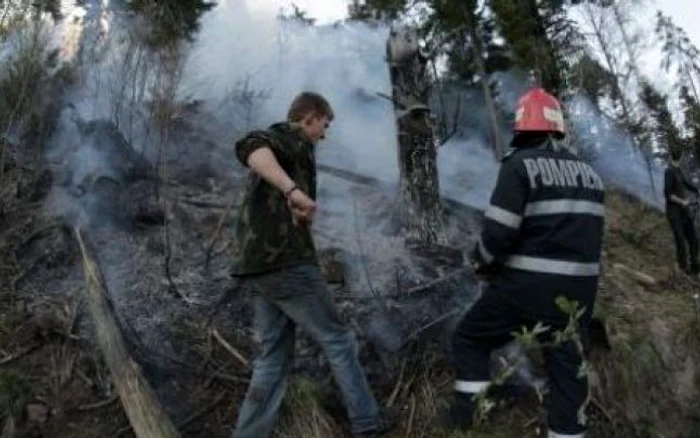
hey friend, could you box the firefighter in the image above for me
[442,88,605,437]
[664,148,700,276]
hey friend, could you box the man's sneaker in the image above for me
[353,408,395,438]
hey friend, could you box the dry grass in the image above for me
[0,22,50,132]
[588,191,700,437]
[275,376,342,438]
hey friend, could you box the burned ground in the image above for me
[1,106,699,438]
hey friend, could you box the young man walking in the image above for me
[229,92,391,438]
[443,88,605,438]
[664,149,700,276]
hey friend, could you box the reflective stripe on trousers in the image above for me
[505,255,599,276]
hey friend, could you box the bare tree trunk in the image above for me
[611,1,642,84]
[75,228,180,438]
[607,2,659,200]
[582,4,633,124]
[386,28,444,245]
[463,6,505,159]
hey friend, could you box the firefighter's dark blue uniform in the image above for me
[453,135,605,437]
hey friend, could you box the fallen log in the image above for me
[75,227,181,438]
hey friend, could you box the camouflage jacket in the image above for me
[230,123,318,276]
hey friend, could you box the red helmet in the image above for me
[514,88,565,137]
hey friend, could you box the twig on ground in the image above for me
[176,391,228,429]
[402,268,467,295]
[591,397,613,423]
[0,343,40,365]
[402,308,461,347]
[351,196,383,307]
[387,356,409,407]
[205,197,235,268]
[180,198,233,210]
[210,327,250,370]
[78,395,119,411]
[406,394,416,436]
[74,368,95,388]
[523,414,539,428]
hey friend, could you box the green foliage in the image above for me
[570,54,616,102]
[348,0,409,20]
[489,0,578,95]
[656,11,700,88]
[680,86,700,166]
[640,81,683,156]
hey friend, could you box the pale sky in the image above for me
[248,0,700,48]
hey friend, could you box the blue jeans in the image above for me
[231,264,380,438]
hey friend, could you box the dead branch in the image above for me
[351,196,383,307]
[204,196,236,268]
[592,397,613,423]
[402,308,461,347]
[10,253,50,293]
[78,395,119,412]
[612,263,657,288]
[387,356,409,407]
[175,391,227,429]
[180,198,233,210]
[406,394,416,436]
[0,343,40,365]
[1,415,16,438]
[210,327,250,370]
[75,226,181,438]
[316,162,479,218]
[402,268,467,295]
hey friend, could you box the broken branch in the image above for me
[205,196,236,268]
[210,327,250,370]
[0,343,40,365]
[75,226,181,438]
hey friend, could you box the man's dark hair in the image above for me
[287,92,334,122]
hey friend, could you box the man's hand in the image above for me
[287,188,316,226]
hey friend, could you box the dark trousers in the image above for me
[667,205,699,274]
[452,277,593,436]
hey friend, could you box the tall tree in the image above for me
[425,0,508,158]
[656,11,700,102]
[129,0,215,46]
[574,0,650,153]
[489,0,584,96]
[578,1,633,121]
[348,0,407,21]
[640,81,682,157]
[680,85,700,168]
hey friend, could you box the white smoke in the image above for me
[181,1,399,183]
[568,94,664,209]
